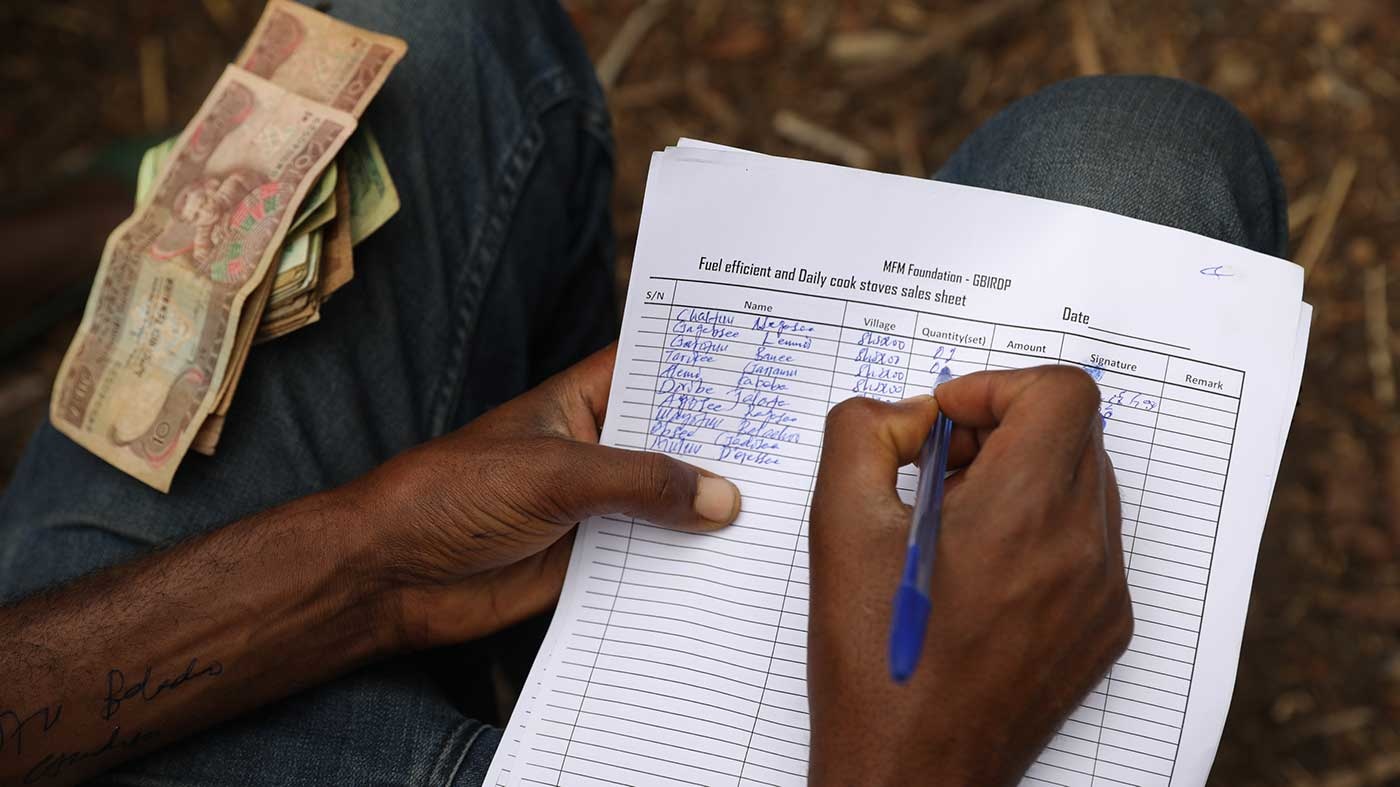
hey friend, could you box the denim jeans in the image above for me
[0,0,1285,782]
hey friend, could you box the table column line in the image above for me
[1165,363,1244,786]
[738,300,847,785]
[554,279,680,784]
[1087,351,1172,786]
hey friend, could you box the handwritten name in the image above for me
[102,658,224,722]
[0,705,62,757]
[24,726,157,784]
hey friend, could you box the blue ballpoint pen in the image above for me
[889,367,954,683]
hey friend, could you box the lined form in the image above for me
[486,142,1309,787]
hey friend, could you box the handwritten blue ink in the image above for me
[857,332,906,350]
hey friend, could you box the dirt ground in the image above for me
[2,1,1398,784]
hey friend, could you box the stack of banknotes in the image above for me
[50,1,408,490]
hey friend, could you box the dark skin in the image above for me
[809,365,1132,786]
[0,348,1127,786]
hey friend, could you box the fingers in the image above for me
[466,343,619,443]
[568,343,619,427]
[545,441,741,531]
[937,366,1103,477]
[815,395,940,509]
[1103,453,1123,558]
[1070,417,1123,563]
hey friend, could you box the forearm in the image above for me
[0,489,395,786]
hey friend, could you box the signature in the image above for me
[102,658,224,721]
[1199,265,1234,278]
[0,705,62,757]
[24,726,157,784]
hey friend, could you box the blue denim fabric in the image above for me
[0,0,614,784]
[937,75,1287,257]
[0,8,1285,783]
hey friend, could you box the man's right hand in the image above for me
[807,366,1132,787]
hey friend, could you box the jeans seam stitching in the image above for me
[425,65,590,436]
[426,718,486,786]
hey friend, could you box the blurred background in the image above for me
[0,0,1395,783]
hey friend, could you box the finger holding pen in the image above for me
[808,365,1130,787]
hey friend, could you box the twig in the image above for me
[773,111,875,169]
[827,30,910,67]
[139,36,169,132]
[887,0,930,31]
[596,0,672,92]
[609,76,683,109]
[1155,36,1181,79]
[685,66,742,133]
[1364,265,1395,409]
[1296,157,1357,281]
[1068,0,1104,76]
[1288,191,1320,235]
[845,0,1043,86]
[1317,752,1400,787]
[893,113,925,178]
[799,0,840,50]
[959,53,991,111]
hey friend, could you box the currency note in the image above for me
[137,137,332,289]
[318,175,355,297]
[51,66,357,490]
[190,261,278,457]
[239,0,407,117]
[342,127,400,244]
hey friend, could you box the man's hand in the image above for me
[0,344,739,786]
[807,366,1131,787]
[351,342,742,649]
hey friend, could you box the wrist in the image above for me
[280,484,407,662]
[809,705,1003,787]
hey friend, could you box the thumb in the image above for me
[546,442,742,531]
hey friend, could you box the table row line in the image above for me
[634,292,1243,398]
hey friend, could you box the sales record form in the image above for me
[487,144,1309,787]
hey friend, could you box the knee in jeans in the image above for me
[946,75,1286,255]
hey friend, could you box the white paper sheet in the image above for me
[486,142,1310,787]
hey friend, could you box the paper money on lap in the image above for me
[51,67,356,491]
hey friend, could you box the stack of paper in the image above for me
[485,140,1310,787]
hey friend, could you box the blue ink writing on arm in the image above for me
[24,727,159,785]
[102,658,224,722]
[0,704,63,757]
